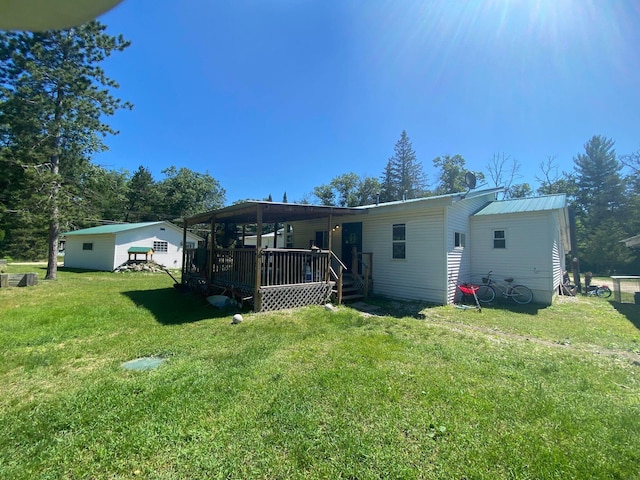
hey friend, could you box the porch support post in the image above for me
[208,216,216,282]
[181,220,188,283]
[273,221,278,248]
[254,205,263,311]
[326,214,333,282]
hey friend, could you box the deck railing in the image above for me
[184,247,333,288]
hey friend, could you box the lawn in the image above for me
[1,266,639,479]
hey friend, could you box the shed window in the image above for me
[153,241,168,253]
[82,242,93,251]
[493,230,506,249]
[454,232,466,248]
[392,224,406,259]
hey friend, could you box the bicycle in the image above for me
[476,271,533,305]
[585,284,612,298]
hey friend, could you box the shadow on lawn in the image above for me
[122,287,233,325]
[610,302,640,331]
[349,296,547,319]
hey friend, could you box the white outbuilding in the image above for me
[62,221,202,271]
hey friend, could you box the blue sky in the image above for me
[96,0,640,204]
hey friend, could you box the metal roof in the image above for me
[356,187,504,210]
[62,222,165,236]
[184,201,364,226]
[621,235,640,248]
[474,194,567,216]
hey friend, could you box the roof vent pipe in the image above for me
[376,193,380,206]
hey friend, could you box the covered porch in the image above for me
[180,201,366,311]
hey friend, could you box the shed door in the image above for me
[341,222,362,273]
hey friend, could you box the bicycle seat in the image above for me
[504,277,514,283]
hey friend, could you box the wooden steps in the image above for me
[335,273,366,303]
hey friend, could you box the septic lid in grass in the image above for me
[121,357,165,371]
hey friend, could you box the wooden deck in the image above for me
[183,247,347,311]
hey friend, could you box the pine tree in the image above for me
[380,130,427,201]
[0,22,131,278]
[573,135,625,226]
[573,135,628,272]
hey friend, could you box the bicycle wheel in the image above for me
[476,285,496,303]
[596,286,612,298]
[510,285,533,304]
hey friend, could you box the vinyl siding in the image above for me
[290,219,341,255]
[445,196,491,303]
[470,211,556,304]
[116,224,197,270]
[63,222,198,271]
[64,234,116,271]
[362,209,445,303]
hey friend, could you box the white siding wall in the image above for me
[115,224,196,269]
[445,196,490,304]
[362,209,445,303]
[290,219,342,256]
[64,234,116,271]
[550,211,567,302]
[470,212,556,304]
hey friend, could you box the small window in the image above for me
[185,242,195,249]
[82,242,93,251]
[153,241,168,253]
[493,230,506,249]
[454,232,466,248]
[392,224,406,259]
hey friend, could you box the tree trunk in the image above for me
[45,86,64,280]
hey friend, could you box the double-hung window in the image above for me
[392,224,406,259]
[493,230,506,249]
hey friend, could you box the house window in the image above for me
[185,242,195,249]
[493,230,506,249]
[82,242,93,251]
[392,223,406,259]
[454,232,466,248]
[315,231,328,249]
[153,241,168,253]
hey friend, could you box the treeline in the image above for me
[0,164,224,260]
[1,23,638,276]
[307,131,640,275]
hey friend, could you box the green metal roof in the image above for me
[128,246,154,253]
[62,222,164,236]
[474,194,566,216]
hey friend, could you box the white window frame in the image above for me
[82,242,93,251]
[493,229,506,249]
[392,223,406,259]
[454,232,466,249]
[153,241,168,253]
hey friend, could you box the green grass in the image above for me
[1,267,639,479]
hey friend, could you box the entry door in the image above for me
[341,222,362,273]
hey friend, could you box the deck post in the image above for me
[181,221,188,282]
[351,245,358,273]
[337,264,343,304]
[326,214,333,282]
[254,205,263,311]
[208,216,216,282]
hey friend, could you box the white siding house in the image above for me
[470,195,570,304]
[62,221,203,271]
[288,189,570,305]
